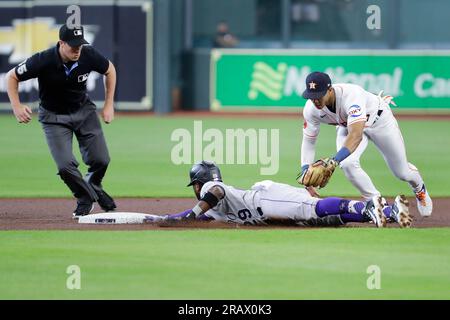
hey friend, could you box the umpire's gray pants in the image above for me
[38,103,110,203]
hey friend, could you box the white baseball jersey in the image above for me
[301,83,424,201]
[200,180,319,225]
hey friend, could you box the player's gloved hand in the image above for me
[325,157,339,169]
[143,214,168,223]
[184,211,197,220]
[325,157,338,169]
[298,158,338,188]
[296,164,310,185]
[316,157,338,188]
[167,209,197,221]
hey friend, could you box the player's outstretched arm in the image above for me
[187,185,225,219]
[159,209,213,221]
[160,185,225,222]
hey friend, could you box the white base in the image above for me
[78,212,159,224]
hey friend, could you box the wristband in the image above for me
[333,147,351,163]
[192,204,203,217]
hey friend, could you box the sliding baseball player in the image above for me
[145,161,412,228]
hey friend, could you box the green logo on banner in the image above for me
[248,62,287,101]
[212,50,450,109]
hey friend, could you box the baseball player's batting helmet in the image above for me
[187,161,222,186]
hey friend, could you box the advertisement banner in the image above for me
[0,1,152,111]
[210,49,450,109]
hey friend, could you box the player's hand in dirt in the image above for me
[143,214,167,223]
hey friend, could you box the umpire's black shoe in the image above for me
[72,202,95,219]
[95,189,117,212]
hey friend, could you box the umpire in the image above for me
[6,24,117,218]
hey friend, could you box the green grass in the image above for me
[0,115,449,198]
[0,229,449,299]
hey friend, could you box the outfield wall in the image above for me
[208,49,450,111]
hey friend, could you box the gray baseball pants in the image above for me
[38,102,110,204]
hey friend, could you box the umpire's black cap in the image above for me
[302,71,332,99]
[59,24,89,47]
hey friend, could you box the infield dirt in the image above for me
[0,197,448,230]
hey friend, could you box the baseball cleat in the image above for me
[391,195,412,228]
[379,196,392,221]
[84,176,117,212]
[73,202,95,219]
[415,184,432,217]
[96,189,117,212]
[364,196,387,228]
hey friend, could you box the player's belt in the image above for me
[366,109,384,127]
[367,109,383,119]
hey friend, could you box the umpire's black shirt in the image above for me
[15,43,109,113]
